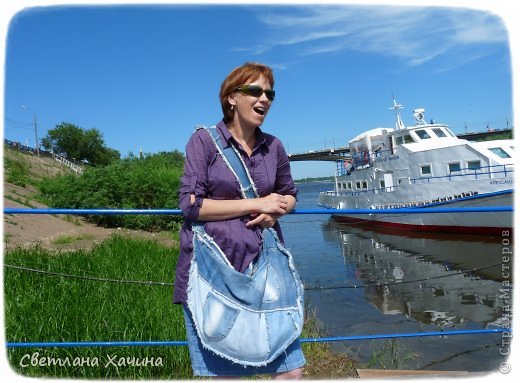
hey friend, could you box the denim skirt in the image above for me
[182,305,306,376]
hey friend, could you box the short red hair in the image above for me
[219,62,275,123]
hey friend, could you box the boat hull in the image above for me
[318,187,513,235]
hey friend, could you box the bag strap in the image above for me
[206,126,259,199]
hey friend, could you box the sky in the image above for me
[1,0,516,180]
[1,3,519,380]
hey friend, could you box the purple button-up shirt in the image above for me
[173,120,298,304]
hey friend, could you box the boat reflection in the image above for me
[322,219,510,328]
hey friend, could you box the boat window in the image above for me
[432,128,447,137]
[355,181,362,189]
[337,182,342,190]
[420,164,432,176]
[362,181,368,189]
[379,180,385,188]
[467,160,481,170]
[415,129,431,140]
[395,134,415,145]
[448,162,461,173]
[347,181,353,190]
[404,134,415,143]
[489,147,511,159]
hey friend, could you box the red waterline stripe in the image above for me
[333,216,512,236]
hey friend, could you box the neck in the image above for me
[225,120,256,146]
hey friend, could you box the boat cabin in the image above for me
[340,106,514,188]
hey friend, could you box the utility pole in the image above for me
[21,105,39,157]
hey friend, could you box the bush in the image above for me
[38,151,185,231]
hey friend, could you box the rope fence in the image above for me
[4,206,512,348]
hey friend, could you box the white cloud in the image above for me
[244,5,508,68]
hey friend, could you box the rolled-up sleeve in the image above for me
[179,131,211,223]
[274,139,298,197]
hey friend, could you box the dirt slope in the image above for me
[3,148,174,251]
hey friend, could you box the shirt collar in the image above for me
[216,120,267,151]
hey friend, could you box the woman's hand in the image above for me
[246,194,296,228]
[256,193,288,215]
[246,213,281,228]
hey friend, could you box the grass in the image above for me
[301,307,358,379]
[52,233,96,244]
[4,234,358,379]
[367,339,421,370]
[4,155,31,187]
[4,194,37,208]
[62,214,83,226]
[4,235,190,379]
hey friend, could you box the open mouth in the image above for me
[253,106,266,116]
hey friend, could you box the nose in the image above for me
[259,91,271,102]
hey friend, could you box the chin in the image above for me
[256,115,267,124]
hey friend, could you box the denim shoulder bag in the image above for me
[186,126,305,367]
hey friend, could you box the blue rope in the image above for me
[3,208,182,215]
[6,329,510,348]
[3,206,513,215]
[300,328,510,343]
[292,206,512,214]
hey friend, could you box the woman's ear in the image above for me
[227,93,237,108]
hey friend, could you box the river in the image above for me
[279,181,511,372]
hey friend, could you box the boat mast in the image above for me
[389,98,405,130]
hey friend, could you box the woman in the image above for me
[174,62,305,379]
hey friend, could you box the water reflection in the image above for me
[281,182,510,370]
[322,219,509,328]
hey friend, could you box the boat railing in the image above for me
[325,164,513,196]
[321,185,395,197]
[412,163,514,184]
[336,161,513,183]
[337,149,394,176]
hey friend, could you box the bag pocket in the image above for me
[202,292,239,341]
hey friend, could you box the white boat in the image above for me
[318,100,514,235]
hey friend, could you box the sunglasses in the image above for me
[235,85,275,101]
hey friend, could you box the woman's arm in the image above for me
[194,192,290,222]
[245,194,296,228]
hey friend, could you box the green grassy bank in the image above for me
[4,235,189,378]
[4,235,356,379]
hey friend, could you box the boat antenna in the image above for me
[389,97,405,130]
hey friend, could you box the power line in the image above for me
[4,116,34,126]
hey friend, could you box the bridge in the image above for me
[287,128,512,162]
[288,146,351,162]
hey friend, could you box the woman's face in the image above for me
[229,75,273,128]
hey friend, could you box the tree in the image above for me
[41,122,120,166]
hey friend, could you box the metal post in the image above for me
[33,111,39,157]
[21,105,39,157]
